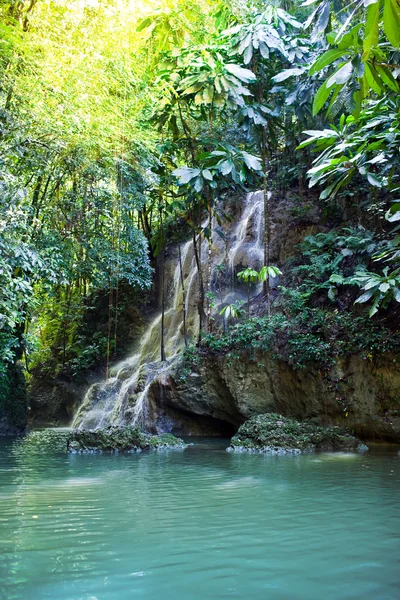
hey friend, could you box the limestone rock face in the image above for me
[146,352,400,442]
[28,377,84,427]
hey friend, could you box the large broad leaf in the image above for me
[375,65,399,92]
[238,32,252,55]
[364,63,383,94]
[241,152,262,171]
[367,172,384,187]
[202,169,213,181]
[363,0,381,57]
[311,1,330,40]
[310,49,348,75]
[259,42,270,59]
[379,282,390,292]
[312,80,332,115]
[383,0,400,48]
[386,203,400,222]
[319,182,336,199]
[297,128,339,149]
[172,167,201,184]
[136,16,152,32]
[219,160,234,176]
[327,62,353,88]
[354,289,376,303]
[272,68,305,83]
[225,64,256,83]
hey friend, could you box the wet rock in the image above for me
[14,429,71,454]
[0,416,27,436]
[147,351,400,443]
[67,426,187,453]
[227,413,368,454]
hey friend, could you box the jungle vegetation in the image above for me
[1,0,399,413]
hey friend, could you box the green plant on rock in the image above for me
[237,268,259,318]
[350,268,400,317]
[220,300,245,330]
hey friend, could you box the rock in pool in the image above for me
[67,426,187,453]
[228,413,368,454]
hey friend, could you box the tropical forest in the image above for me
[0,0,399,598]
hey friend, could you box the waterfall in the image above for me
[72,190,266,431]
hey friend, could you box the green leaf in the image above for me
[386,209,400,223]
[328,286,337,301]
[202,169,213,181]
[225,64,256,83]
[369,296,380,317]
[367,172,384,187]
[375,65,399,92]
[272,68,305,83]
[383,0,400,48]
[312,80,332,115]
[241,152,262,171]
[194,177,203,193]
[329,273,344,284]
[327,62,353,88]
[172,167,201,184]
[355,289,376,303]
[319,183,336,199]
[309,49,348,75]
[136,16,152,32]
[181,83,203,95]
[219,160,234,176]
[363,0,381,57]
[364,63,382,94]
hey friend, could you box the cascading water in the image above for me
[72,191,267,431]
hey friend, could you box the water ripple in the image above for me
[0,438,399,600]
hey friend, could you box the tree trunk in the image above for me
[206,201,213,333]
[105,283,114,380]
[178,244,188,347]
[160,209,166,362]
[262,128,271,316]
[193,229,205,342]
[160,245,166,362]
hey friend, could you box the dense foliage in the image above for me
[1,0,400,423]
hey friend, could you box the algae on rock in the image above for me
[67,426,187,453]
[228,413,368,454]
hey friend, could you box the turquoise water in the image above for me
[0,436,399,600]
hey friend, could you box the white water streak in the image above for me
[72,192,266,430]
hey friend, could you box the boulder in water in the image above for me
[67,426,187,453]
[228,413,368,454]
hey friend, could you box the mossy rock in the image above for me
[13,429,71,454]
[67,426,186,453]
[228,413,368,454]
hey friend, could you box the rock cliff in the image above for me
[146,352,400,442]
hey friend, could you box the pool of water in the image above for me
[0,436,399,600]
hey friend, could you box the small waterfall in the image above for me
[72,190,267,431]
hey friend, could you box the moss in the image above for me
[229,413,368,454]
[14,429,71,454]
[67,426,186,453]
[148,433,186,448]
